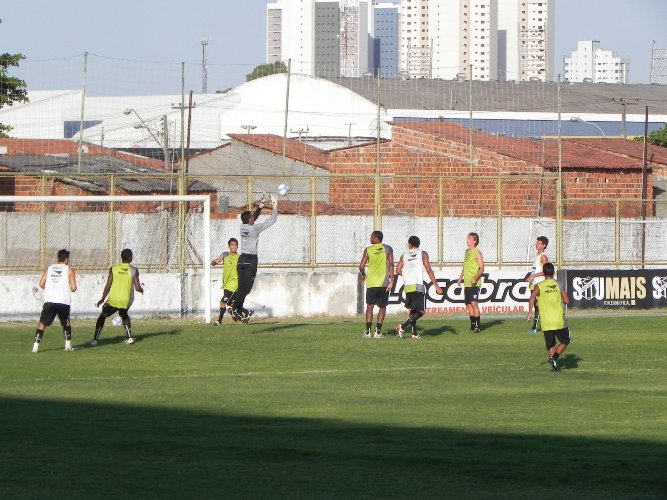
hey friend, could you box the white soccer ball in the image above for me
[112,316,122,327]
[277,183,290,196]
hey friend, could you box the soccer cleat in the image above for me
[126,338,135,345]
[395,325,404,338]
[528,328,538,334]
[214,321,222,326]
[90,339,99,346]
[32,343,39,353]
[411,334,421,340]
[374,332,385,339]
[241,310,254,324]
[64,345,75,352]
[362,332,371,338]
[548,357,560,372]
[473,326,481,334]
[230,310,240,322]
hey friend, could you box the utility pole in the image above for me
[612,98,639,138]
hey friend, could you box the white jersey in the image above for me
[531,253,547,285]
[43,263,72,305]
[401,249,426,292]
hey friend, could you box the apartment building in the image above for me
[564,40,629,84]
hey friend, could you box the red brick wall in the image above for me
[327,127,648,218]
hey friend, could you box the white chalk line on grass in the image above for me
[18,365,450,384]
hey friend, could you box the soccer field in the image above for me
[1,316,665,499]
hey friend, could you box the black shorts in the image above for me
[544,327,571,349]
[366,287,389,308]
[220,289,236,305]
[39,302,71,327]
[101,303,130,319]
[404,291,425,312]
[464,287,480,304]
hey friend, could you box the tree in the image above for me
[245,61,287,82]
[647,123,667,148]
[0,53,28,137]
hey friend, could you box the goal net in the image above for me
[0,195,211,323]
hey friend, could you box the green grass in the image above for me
[1,315,666,499]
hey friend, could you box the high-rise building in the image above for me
[518,0,554,81]
[564,40,629,83]
[268,0,370,77]
[373,2,401,78]
[266,0,316,75]
[339,1,370,77]
[315,2,342,76]
[401,0,497,81]
[399,0,430,78]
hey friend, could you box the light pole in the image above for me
[570,116,606,137]
[241,124,257,134]
[123,109,170,170]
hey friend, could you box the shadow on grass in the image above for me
[0,397,664,499]
[559,353,583,369]
[75,328,183,349]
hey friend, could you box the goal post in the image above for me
[0,195,211,323]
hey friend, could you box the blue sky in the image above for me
[1,0,665,93]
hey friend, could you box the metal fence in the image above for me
[1,172,665,271]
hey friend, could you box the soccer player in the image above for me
[211,237,240,325]
[394,236,444,340]
[358,230,394,338]
[526,236,550,334]
[32,249,78,353]
[526,262,570,372]
[230,194,278,323]
[91,248,144,346]
[456,232,484,333]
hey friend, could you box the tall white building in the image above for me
[267,0,370,77]
[402,0,497,81]
[564,40,629,83]
[518,0,554,81]
[266,0,316,75]
[399,0,430,78]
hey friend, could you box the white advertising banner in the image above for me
[386,270,533,316]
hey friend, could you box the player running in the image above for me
[527,262,571,372]
[394,236,444,340]
[91,248,144,346]
[32,249,78,353]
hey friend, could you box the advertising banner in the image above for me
[567,269,667,309]
[387,270,533,316]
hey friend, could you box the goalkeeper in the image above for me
[230,194,278,322]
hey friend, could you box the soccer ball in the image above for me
[277,183,290,196]
[112,316,122,327]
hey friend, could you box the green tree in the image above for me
[647,123,667,148]
[245,61,287,82]
[0,53,28,137]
